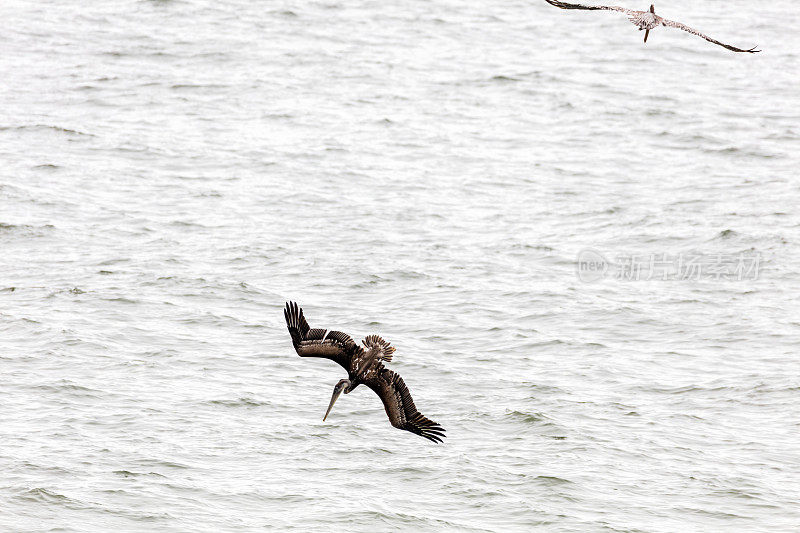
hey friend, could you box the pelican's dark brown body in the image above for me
[284,302,445,443]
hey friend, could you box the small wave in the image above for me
[102,297,138,304]
[533,475,573,486]
[0,124,93,137]
[675,507,750,520]
[32,380,100,394]
[703,146,781,159]
[169,220,210,228]
[97,258,129,266]
[523,383,566,395]
[490,75,520,83]
[506,410,549,424]
[509,243,555,252]
[170,83,228,90]
[528,339,567,348]
[0,223,56,237]
[134,459,190,470]
[112,470,165,478]
[17,487,76,505]
[713,229,739,240]
[208,397,269,408]
[0,222,27,231]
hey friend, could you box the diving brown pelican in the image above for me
[284,302,446,443]
[544,1,760,53]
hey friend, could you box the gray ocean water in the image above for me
[2,0,799,531]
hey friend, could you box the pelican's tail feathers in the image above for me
[362,335,395,362]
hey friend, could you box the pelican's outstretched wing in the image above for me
[284,302,362,371]
[543,0,634,15]
[660,18,759,53]
[365,369,446,443]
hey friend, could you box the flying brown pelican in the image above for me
[284,302,446,443]
[544,1,760,53]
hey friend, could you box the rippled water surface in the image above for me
[2,0,799,531]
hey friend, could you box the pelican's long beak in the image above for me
[323,388,343,421]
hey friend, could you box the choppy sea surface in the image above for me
[2,0,799,531]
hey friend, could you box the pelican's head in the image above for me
[650,4,655,13]
[323,379,352,421]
